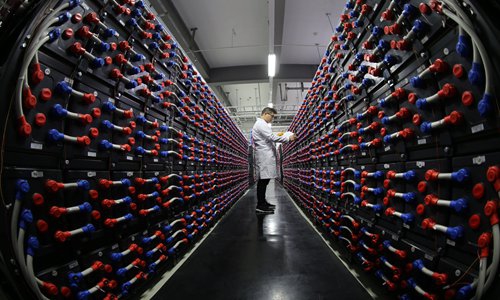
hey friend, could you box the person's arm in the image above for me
[255,121,289,143]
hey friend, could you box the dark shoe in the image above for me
[256,206,274,214]
[264,202,276,208]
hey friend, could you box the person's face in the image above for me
[262,112,275,123]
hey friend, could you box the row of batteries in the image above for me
[1,0,250,300]
[282,0,499,300]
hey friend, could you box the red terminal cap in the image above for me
[429,59,448,73]
[54,230,71,242]
[42,282,59,296]
[32,193,44,205]
[437,83,457,98]
[412,114,422,126]
[71,13,82,24]
[408,93,417,104]
[424,194,439,206]
[63,28,74,39]
[416,204,426,215]
[91,210,101,220]
[421,218,436,229]
[461,91,474,106]
[424,169,439,181]
[484,200,499,225]
[468,214,481,230]
[89,127,99,138]
[37,219,49,233]
[478,232,492,258]
[40,88,52,102]
[472,183,485,200]
[23,88,37,109]
[419,3,432,14]
[417,181,428,193]
[76,136,91,146]
[486,166,500,183]
[89,189,99,200]
[453,64,465,78]
[31,63,44,84]
[432,273,448,285]
[92,108,101,118]
[35,113,46,127]
[46,179,64,193]
[82,93,96,104]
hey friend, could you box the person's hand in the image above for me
[289,133,297,141]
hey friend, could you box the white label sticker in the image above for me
[87,151,96,157]
[126,156,133,161]
[424,254,434,261]
[392,234,398,241]
[87,172,96,178]
[154,172,159,176]
[403,223,410,229]
[30,142,43,150]
[417,138,427,145]
[446,239,456,246]
[154,159,159,162]
[31,171,43,178]
[127,172,133,177]
[111,244,119,250]
[471,123,485,134]
[385,146,391,151]
[473,155,486,165]
[416,161,426,168]
[360,166,365,170]
[68,261,79,269]
[384,164,390,169]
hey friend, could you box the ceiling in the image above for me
[149,0,345,136]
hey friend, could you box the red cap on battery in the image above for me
[472,183,485,200]
[468,214,481,230]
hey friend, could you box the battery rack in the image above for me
[0,0,248,299]
[283,0,500,299]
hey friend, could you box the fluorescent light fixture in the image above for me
[267,102,274,108]
[268,54,276,77]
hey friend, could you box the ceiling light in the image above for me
[268,54,276,77]
[267,102,274,108]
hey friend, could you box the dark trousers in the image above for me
[256,178,271,206]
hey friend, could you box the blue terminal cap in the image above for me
[415,98,429,109]
[456,284,473,300]
[77,180,90,190]
[468,62,484,86]
[55,81,73,95]
[77,291,90,300]
[123,196,132,203]
[102,101,116,112]
[407,277,417,288]
[131,8,142,17]
[136,115,147,124]
[362,78,374,87]
[372,204,383,212]
[412,19,427,34]
[48,129,64,142]
[420,122,432,134]
[413,259,425,270]
[135,146,146,155]
[125,80,138,89]
[152,32,162,40]
[403,4,417,18]
[52,104,68,117]
[382,240,391,248]
[103,28,116,38]
[19,209,33,229]
[26,236,39,256]
[335,25,343,33]
[410,76,424,88]
[371,26,383,37]
[136,0,145,8]
[99,140,113,150]
[401,212,414,223]
[378,39,390,51]
[456,35,471,58]
[171,42,178,50]
[381,116,390,125]
[48,28,61,42]
[101,120,114,130]
[478,93,493,117]
[446,225,464,240]
[57,12,71,24]
[350,10,360,18]
[130,66,142,75]
[155,24,164,31]
[131,53,146,62]
[82,223,95,233]
[403,170,417,181]
[451,168,470,183]
[345,1,355,9]
[99,42,110,52]
[167,247,176,256]
[91,57,105,68]
[355,53,364,61]
[383,54,396,65]
[68,0,81,9]
[16,179,30,197]
[372,187,384,196]
[117,267,128,277]
[450,198,468,213]
[79,202,92,212]
[126,18,138,28]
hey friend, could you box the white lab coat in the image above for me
[252,118,290,179]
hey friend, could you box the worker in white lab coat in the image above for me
[252,107,297,213]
